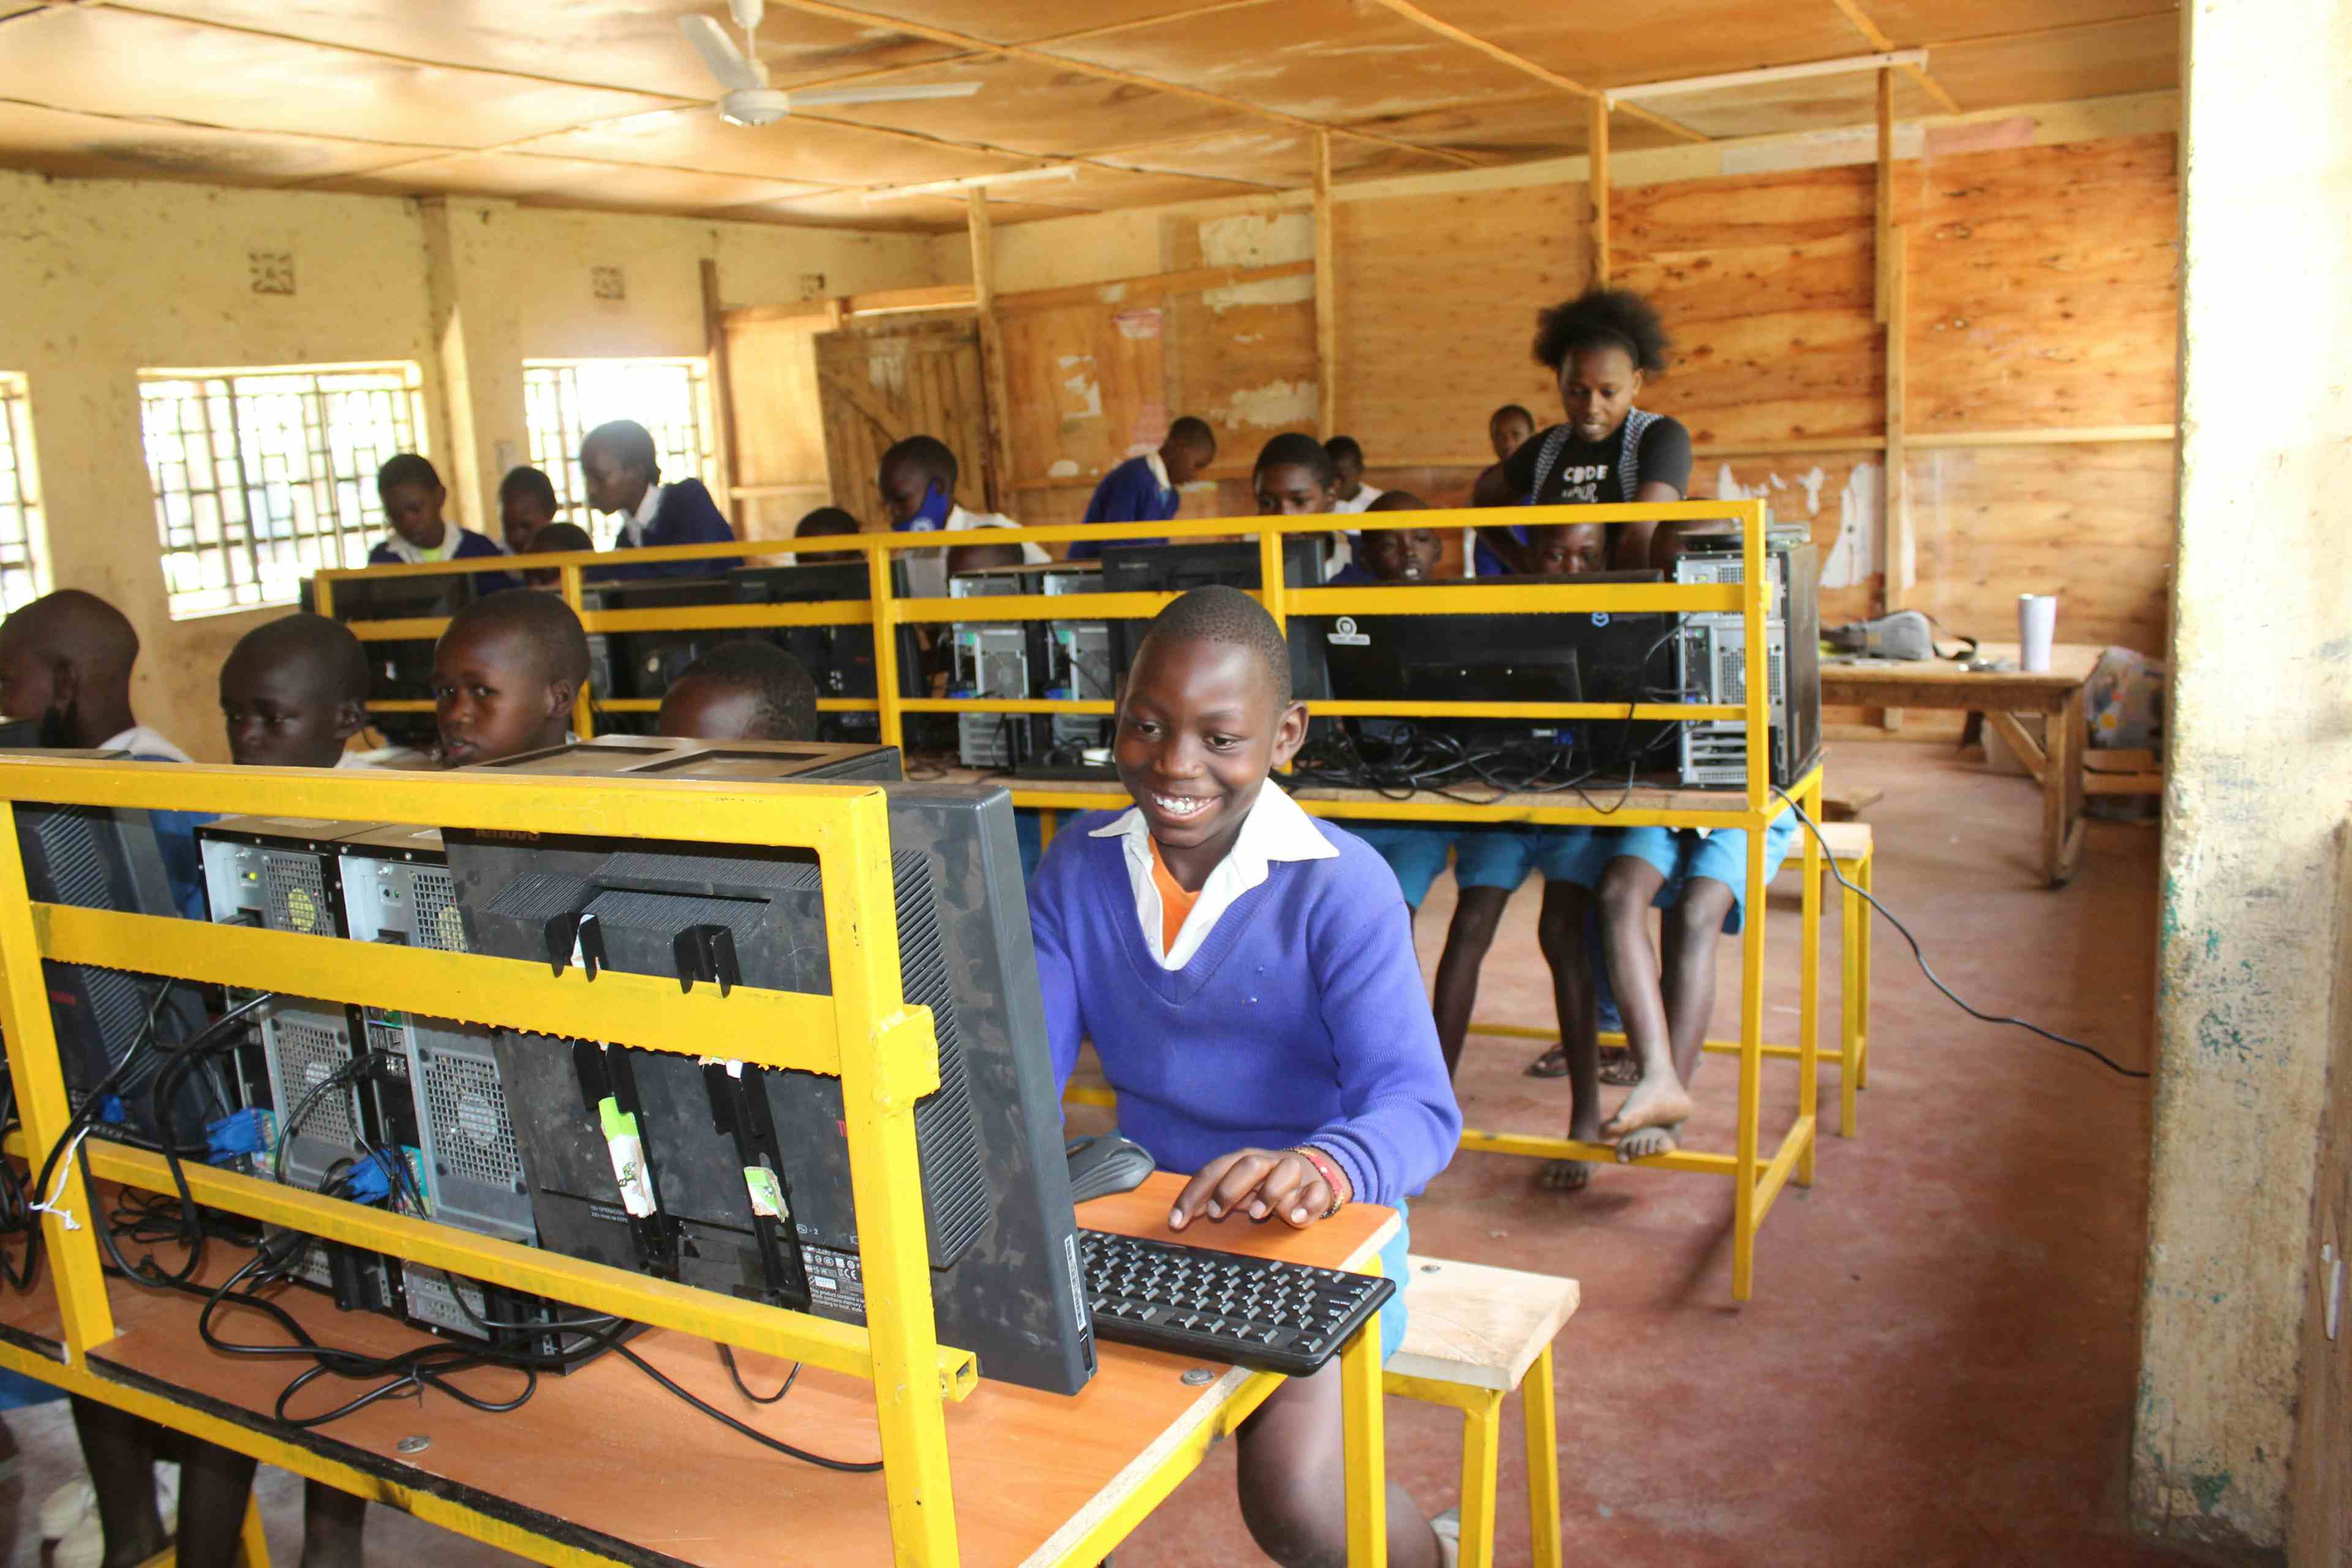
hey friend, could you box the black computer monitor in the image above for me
[443,739,1094,1395]
[1316,573,1679,769]
[585,576,762,735]
[1098,537,1334,708]
[10,790,215,1146]
[734,559,933,747]
[326,573,478,747]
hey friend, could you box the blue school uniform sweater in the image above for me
[600,478,741,580]
[368,527,518,593]
[1065,455,1182,561]
[1028,810,1461,1208]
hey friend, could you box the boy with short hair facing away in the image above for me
[793,505,863,557]
[219,614,370,769]
[655,640,819,743]
[432,592,590,766]
[579,419,737,581]
[1029,586,1460,1568]
[497,465,559,555]
[1065,416,1219,560]
[518,522,595,589]
[371,455,515,590]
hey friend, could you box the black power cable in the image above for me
[1773,786,2150,1079]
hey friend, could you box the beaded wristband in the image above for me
[1290,1145,1351,1219]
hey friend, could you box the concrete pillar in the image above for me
[2133,0,2352,1550]
[420,197,529,540]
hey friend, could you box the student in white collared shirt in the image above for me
[876,434,1049,600]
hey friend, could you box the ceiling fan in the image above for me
[680,1,982,127]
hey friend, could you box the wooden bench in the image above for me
[1384,1254,1578,1568]
[1814,820,1875,1137]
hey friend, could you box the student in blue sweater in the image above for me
[1064,416,1218,560]
[578,418,739,580]
[1030,586,1460,1568]
[369,454,514,591]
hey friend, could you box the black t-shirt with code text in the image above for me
[1501,412,1694,506]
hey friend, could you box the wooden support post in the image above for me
[1313,130,1337,440]
[967,188,1017,514]
[701,257,745,533]
[1874,68,1894,324]
[1589,96,1611,285]
[1884,225,1910,612]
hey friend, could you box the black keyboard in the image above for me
[1079,1229,1395,1377]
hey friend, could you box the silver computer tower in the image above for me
[1674,535,1822,788]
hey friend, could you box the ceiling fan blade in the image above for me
[679,15,763,94]
[728,0,766,30]
[786,81,986,107]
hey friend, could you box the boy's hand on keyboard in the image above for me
[1170,1148,1340,1232]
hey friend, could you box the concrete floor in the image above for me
[0,742,2186,1566]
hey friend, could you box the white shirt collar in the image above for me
[1142,449,1172,492]
[98,725,191,763]
[622,482,666,546]
[1091,783,1335,969]
[382,527,459,564]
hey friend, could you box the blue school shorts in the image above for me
[1346,824,1455,909]
[1447,825,1622,893]
[1604,816,1800,933]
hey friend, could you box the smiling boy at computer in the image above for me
[1028,586,1461,1568]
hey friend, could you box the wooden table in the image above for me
[0,1174,1399,1567]
[1820,641,2100,886]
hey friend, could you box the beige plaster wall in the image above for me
[0,172,937,760]
[2134,0,2352,1550]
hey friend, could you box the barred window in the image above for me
[0,375,51,614]
[523,359,715,548]
[139,364,424,620]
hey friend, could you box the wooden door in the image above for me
[814,316,994,525]
[720,314,834,541]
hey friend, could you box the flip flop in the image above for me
[1523,1044,1569,1078]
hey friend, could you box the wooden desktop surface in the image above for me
[0,1174,1396,1568]
[1820,641,2102,708]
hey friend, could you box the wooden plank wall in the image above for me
[722,315,832,541]
[813,314,993,529]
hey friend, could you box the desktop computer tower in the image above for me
[443,739,1095,1395]
[1673,535,1823,788]
[337,824,537,1250]
[197,816,410,1309]
[1041,564,1113,758]
[948,568,1040,770]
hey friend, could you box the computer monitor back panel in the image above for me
[10,800,213,1136]
[477,736,902,783]
[1099,538,1333,704]
[338,826,536,1246]
[442,750,1091,1393]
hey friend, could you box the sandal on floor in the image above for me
[1523,1044,1569,1078]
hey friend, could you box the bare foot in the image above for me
[1616,1124,1680,1163]
[1602,1074,1693,1142]
[1536,1159,1591,1191]
[1598,1047,1640,1087]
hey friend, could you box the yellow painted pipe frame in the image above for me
[0,759,967,1565]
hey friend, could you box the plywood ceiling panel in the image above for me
[832,0,1276,46]
[1101,127,1455,188]
[720,187,1078,228]
[1401,0,1864,91]
[0,7,673,149]
[0,97,438,184]
[788,55,1237,156]
[114,0,969,97]
[1050,0,1551,123]
[1926,13,2179,109]
[317,153,834,214]
[1860,0,2177,45]
[1637,69,1943,141]
[517,104,1036,187]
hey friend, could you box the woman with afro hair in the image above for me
[1471,287,1694,575]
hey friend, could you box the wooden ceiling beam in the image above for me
[1358,0,1709,143]
[760,0,1485,168]
[1827,0,1962,112]
[765,0,1286,97]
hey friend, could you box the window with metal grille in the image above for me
[138,364,425,620]
[0,375,53,614]
[522,359,715,548]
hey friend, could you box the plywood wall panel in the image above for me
[1688,449,1888,630]
[999,300,1167,486]
[1904,134,2182,430]
[1615,165,1880,445]
[1331,183,1588,460]
[1905,441,2176,655]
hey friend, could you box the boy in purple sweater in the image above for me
[1029,586,1461,1568]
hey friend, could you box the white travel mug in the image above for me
[2018,594,2058,673]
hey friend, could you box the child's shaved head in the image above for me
[1136,585,1291,704]
[657,640,819,743]
[433,590,590,765]
[220,614,369,768]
